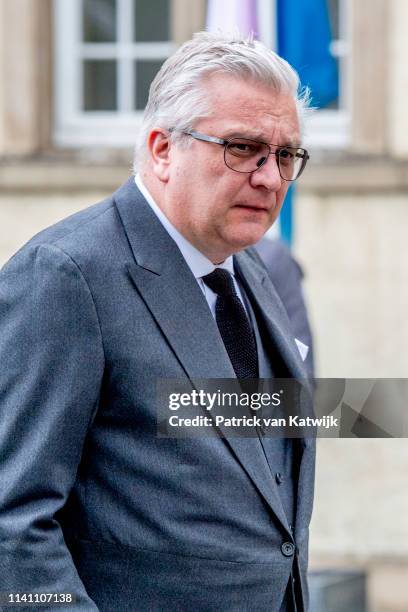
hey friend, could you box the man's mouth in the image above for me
[234,203,271,212]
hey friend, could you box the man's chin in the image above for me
[229,225,273,250]
[206,223,276,261]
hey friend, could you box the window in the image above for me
[54,0,175,146]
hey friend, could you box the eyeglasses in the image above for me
[176,130,309,182]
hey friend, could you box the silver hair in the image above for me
[134,31,310,171]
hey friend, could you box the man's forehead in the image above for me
[205,74,288,104]
[202,73,300,143]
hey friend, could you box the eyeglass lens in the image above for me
[225,138,306,180]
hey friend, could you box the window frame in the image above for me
[53,0,175,147]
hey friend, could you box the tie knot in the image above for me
[202,269,237,297]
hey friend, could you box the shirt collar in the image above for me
[134,174,235,279]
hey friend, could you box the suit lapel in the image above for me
[114,179,308,535]
[115,178,235,380]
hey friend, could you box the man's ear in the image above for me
[147,128,171,182]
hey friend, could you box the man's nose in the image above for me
[249,153,282,191]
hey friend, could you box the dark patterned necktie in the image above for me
[202,269,258,379]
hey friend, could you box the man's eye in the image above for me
[278,148,294,164]
[228,142,259,156]
[278,148,293,159]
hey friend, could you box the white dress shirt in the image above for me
[135,174,248,318]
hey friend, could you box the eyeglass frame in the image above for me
[170,129,309,181]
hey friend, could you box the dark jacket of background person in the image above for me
[256,237,315,378]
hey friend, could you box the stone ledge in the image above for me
[0,163,130,193]
[301,156,408,194]
[1,152,408,194]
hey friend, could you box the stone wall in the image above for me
[296,189,408,611]
[296,192,408,378]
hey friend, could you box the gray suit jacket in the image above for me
[0,178,315,611]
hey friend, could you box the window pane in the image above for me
[83,0,117,42]
[84,60,117,110]
[134,0,170,42]
[134,60,164,110]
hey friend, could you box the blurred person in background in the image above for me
[256,236,314,378]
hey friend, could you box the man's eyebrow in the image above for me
[222,130,266,141]
[222,130,302,147]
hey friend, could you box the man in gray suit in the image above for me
[0,33,314,611]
